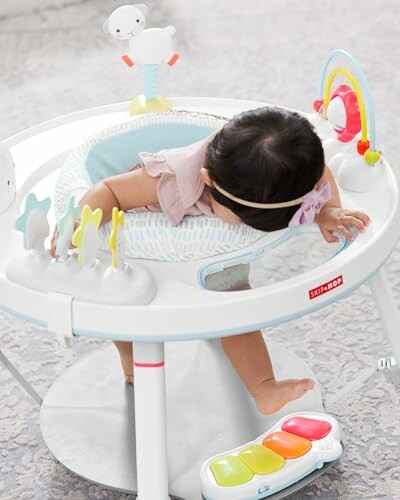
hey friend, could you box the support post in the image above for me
[133,341,170,500]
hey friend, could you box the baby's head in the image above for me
[202,106,325,231]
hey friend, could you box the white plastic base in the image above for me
[40,339,324,499]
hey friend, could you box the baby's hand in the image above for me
[49,223,78,258]
[315,206,370,243]
[50,226,60,258]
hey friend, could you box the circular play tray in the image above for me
[1,97,399,500]
[1,98,398,342]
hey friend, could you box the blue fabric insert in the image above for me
[85,123,217,186]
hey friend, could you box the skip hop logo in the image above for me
[308,275,343,300]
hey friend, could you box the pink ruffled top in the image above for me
[138,134,215,225]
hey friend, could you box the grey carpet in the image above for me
[1,1,400,498]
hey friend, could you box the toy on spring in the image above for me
[103,4,179,116]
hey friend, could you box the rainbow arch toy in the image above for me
[313,49,380,165]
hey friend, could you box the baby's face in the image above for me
[200,167,242,224]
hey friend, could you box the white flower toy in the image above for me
[103,4,179,115]
[15,193,51,253]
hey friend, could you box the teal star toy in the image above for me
[56,196,80,258]
[15,193,51,250]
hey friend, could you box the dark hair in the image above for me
[205,106,325,231]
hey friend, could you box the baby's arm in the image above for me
[50,167,159,256]
[79,166,159,224]
[315,166,370,242]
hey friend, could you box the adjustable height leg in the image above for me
[133,342,170,500]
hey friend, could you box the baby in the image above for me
[51,106,370,415]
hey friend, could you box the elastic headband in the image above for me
[212,182,305,209]
[212,180,332,228]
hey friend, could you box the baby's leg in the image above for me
[220,331,314,415]
[114,341,134,384]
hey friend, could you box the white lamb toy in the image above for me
[103,4,179,67]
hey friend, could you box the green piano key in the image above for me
[210,454,254,487]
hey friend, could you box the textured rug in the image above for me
[1,1,400,499]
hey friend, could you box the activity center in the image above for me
[1,4,399,500]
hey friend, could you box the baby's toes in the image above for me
[294,378,315,394]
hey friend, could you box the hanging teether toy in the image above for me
[103,4,179,116]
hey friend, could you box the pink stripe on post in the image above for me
[134,361,165,368]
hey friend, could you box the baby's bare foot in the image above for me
[114,341,134,384]
[254,378,315,415]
